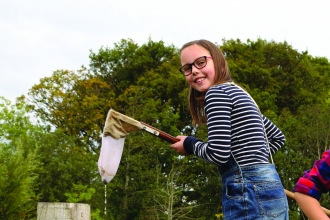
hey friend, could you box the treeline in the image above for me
[1,38,330,219]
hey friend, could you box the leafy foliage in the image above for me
[1,38,330,219]
[0,97,40,219]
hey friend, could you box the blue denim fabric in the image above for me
[218,155,289,220]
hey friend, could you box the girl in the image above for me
[171,40,289,219]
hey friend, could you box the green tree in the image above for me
[221,38,330,115]
[35,128,98,203]
[0,96,103,218]
[0,97,40,219]
[28,69,115,152]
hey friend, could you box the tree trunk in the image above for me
[37,202,90,220]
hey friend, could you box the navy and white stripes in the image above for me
[183,83,285,167]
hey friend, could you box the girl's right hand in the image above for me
[170,136,188,156]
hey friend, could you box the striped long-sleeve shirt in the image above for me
[183,83,286,167]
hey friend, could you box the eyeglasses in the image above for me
[179,56,212,76]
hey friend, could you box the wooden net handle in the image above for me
[140,122,180,144]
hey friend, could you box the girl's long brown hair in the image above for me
[180,40,233,126]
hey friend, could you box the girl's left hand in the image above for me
[171,136,188,155]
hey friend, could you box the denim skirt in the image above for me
[218,155,289,220]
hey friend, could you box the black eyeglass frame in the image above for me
[179,56,212,76]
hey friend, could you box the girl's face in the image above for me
[180,44,216,92]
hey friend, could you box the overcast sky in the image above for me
[1,0,329,103]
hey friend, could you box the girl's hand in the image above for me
[171,136,188,155]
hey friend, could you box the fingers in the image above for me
[170,136,188,155]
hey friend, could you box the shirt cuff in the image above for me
[183,136,198,155]
[293,177,323,201]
